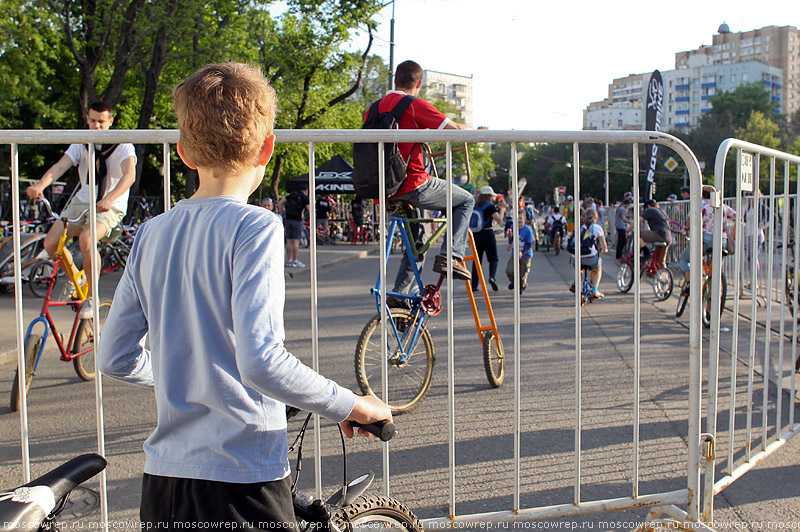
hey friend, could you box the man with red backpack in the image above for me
[372,60,476,296]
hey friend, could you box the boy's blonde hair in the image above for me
[174,62,277,176]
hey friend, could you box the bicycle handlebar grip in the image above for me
[351,420,396,442]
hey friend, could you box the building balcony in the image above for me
[675,96,690,102]
[676,110,690,115]
[676,122,691,128]
[701,82,716,88]
[676,84,690,91]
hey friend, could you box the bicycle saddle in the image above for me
[0,454,106,532]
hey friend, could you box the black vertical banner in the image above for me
[644,70,663,200]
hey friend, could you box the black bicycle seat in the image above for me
[0,454,106,532]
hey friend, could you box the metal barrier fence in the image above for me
[1,129,709,530]
[702,139,800,524]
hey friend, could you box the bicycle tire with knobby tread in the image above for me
[330,494,423,532]
[72,299,113,380]
[10,335,41,411]
[482,330,504,388]
[354,308,435,415]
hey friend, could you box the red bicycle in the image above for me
[10,197,111,411]
[616,241,674,301]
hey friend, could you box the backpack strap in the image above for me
[389,95,416,121]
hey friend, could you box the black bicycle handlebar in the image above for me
[286,406,395,442]
[350,420,396,442]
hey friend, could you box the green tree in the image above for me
[254,1,384,198]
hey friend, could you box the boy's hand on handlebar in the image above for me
[341,394,392,439]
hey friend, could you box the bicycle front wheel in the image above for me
[617,263,633,293]
[10,334,41,411]
[652,267,674,301]
[702,272,727,329]
[355,308,435,414]
[676,281,689,317]
[331,495,423,532]
[483,330,504,388]
[29,259,56,298]
[72,299,112,380]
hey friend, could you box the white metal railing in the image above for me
[704,139,800,524]
[1,129,706,529]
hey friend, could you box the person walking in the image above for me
[615,198,631,262]
[470,186,504,292]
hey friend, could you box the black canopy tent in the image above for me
[286,155,355,194]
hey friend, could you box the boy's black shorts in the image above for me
[140,473,295,531]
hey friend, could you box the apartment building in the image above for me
[676,23,800,115]
[584,23,796,131]
[422,70,474,126]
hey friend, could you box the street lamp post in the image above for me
[388,0,395,92]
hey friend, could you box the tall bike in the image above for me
[354,202,504,414]
[10,196,111,411]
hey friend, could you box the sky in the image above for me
[350,0,798,130]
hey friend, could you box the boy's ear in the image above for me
[176,141,198,169]
[258,135,275,167]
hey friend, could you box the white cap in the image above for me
[566,195,573,201]
[480,185,497,196]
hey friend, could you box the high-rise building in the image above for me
[584,22,794,131]
[422,70,474,126]
[676,23,800,115]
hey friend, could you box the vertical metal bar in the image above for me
[605,143,610,219]
[307,143,322,500]
[11,143,31,483]
[86,144,108,532]
[163,144,172,212]
[377,141,390,497]
[727,149,744,475]
[762,157,776,449]
[745,156,760,463]
[687,145,704,522]
[572,141,581,506]
[631,143,640,499]
[446,143,456,518]
[792,165,800,429]
[510,143,521,513]
[163,144,171,212]
[776,159,790,438]
[703,139,726,524]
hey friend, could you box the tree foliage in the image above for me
[1,0,389,200]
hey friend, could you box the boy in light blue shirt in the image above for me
[99,62,391,530]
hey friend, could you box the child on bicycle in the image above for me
[98,62,391,530]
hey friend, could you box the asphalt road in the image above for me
[0,240,798,531]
